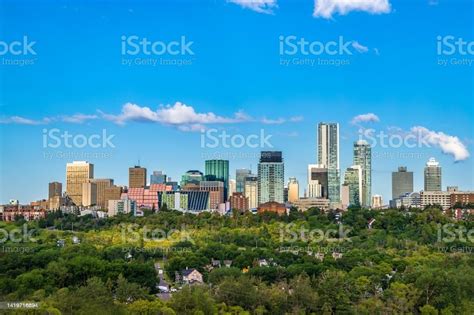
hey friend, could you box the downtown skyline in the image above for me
[0,0,473,203]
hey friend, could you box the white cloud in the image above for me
[228,0,278,14]
[289,116,304,122]
[351,113,380,124]
[411,126,470,161]
[0,116,51,125]
[261,117,286,124]
[351,41,369,53]
[62,114,98,124]
[101,102,253,127]
[313,0,391,19]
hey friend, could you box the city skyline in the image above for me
[0,0,472,204]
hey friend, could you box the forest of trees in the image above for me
[0,206,473,314]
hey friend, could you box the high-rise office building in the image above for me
[353,140,372,207]
[287,177,299,202]
[205,160,229,199]
[198,181,225,209]
[129,166,147,188]
[258,151,284,204]
[181,170,203,187]
[372,195,383,209]
[236,169,251,193]
[317,123,340,204]
[90,179,113,209]
[66,161,94,206]
[82,182,97,207]
[424,158,441,191]
[150,171,167,185]
[244,175,258,210]
[307,164,328,198]
[104,186,123,210]
[343,165,362,207]
[48,182,62,199]
[392,166,414,199]
[228,179,236,199]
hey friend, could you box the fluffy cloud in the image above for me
[411,126,470,161]
[313,0,391,19]
[228,0,278,14]
[101,102,247,126]
[351,113,380,124]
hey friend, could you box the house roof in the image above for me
[182,268,199,277]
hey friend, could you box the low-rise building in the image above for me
[257,202,287,215]
[420,191,451,209]
[290,198,330,212]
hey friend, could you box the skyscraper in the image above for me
[317,123,340,204]
[244,174,258,210]
[150,171,167,185]
[228,179,237,198]
[424,158,441,191]
[82,182,97,207]
[392,166,414,199]
[343,165,362,207]
[287,177,299,202]
[48,182,62,199]
[307,164,328,198]
[258,151,284,204]
[90,178,113,209]
[236,169,251,193]
[66,161,94,206]
[129,166,147,188]
[181,170,203,187]
[353,140,372,207]
[205,160,229,199]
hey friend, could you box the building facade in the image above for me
[205,160,229,199]
[307,164,328,198]
[150,171,167,185]
[258,151,284,204]
[90,178,113,209]
[129,166,147,188]
[353,140,372,207]
[66,161,94,206]
[424,158,441,191]
[317,123,340,204]
[392,166,414,199]
[343,165,362,207]
[48,182,62,199]
[236,169,251,193]
[229,192,249,212]
[244,175,258,210]
[287,177,299,202]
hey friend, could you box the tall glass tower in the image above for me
[353,140,372,207]
[317,123,340,204]
[258,151,284,204]
[236,169,251,193]
[205,160,229,199]
[424,158,441,191]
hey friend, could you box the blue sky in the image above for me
[0,0,473,204]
